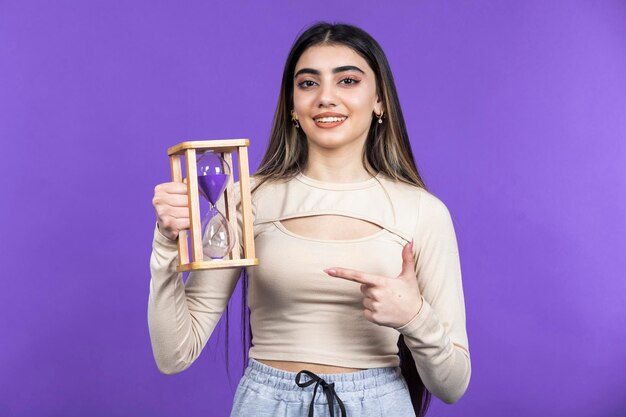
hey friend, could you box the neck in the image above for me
[304,141,374,183]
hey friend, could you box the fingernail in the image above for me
[409,239,414,250]
[323,268,336,276]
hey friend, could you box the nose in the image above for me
[316,81,337,108]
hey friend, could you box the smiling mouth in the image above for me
[313,117,347,129]
[314,116,347,123]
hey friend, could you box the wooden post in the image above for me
[237,146,255,260]
[169,154,189,265]
[184,148,204,263]
[222,152,240,260]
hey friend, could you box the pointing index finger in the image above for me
[323,268,381,286]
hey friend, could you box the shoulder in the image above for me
[248,175,292,199]
[232,175,282,195]
[231,175,267,207]
[376,173,450,216]
[232,174,294,210]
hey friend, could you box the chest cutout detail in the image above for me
[279,215,383,240]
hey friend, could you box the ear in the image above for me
[373,95,384,115]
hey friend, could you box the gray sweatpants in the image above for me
[230,358,416,417]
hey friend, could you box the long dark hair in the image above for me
[224,22,431,417]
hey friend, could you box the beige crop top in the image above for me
[148,172,471,404]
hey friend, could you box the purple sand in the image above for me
[197,174,228,204]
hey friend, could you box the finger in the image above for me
[363,308,376,324]
[324,268,381,286]
[169,207,190,219]
[363,297,376,311]
[154,204,189,220]
[360,284,375,298]
[153,194,188,211]
[175,217,190,230]
[160,217,190,232]
[399,240,416,277]
[158,182,188,194]
[173,217,190,230]
[164,194,189,207]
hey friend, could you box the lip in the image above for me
[313,112,348,119]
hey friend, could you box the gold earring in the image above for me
[291,111,300,129]
[376,110,384,124]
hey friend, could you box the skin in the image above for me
[152,44,424,374]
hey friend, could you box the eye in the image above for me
[297,80,317,89]
[340,77,360,85]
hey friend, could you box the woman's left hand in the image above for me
[324,241,424,329]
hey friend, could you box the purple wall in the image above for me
[1,1,625,416]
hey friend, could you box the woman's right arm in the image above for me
[147,181,243,375]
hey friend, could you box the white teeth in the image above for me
[315,117,346,123]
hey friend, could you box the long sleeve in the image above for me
[393,192,471,404]
[147,181,251,375]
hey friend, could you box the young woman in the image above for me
[149,22,471,417]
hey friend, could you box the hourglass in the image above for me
[167,139,258,271]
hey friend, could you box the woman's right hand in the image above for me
[152,181,190,241]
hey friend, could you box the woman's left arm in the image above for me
[325,192,470,404]
[395,193,471,404]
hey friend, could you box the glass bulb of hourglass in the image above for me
[201,207,235,259]
[196,151,235,260]
[197,151,230,204]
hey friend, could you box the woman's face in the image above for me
[292,44,383,152]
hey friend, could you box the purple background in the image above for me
[1,1,625,416]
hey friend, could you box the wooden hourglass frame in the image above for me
[167,139,258,272]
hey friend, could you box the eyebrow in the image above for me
[294,65,365,78]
